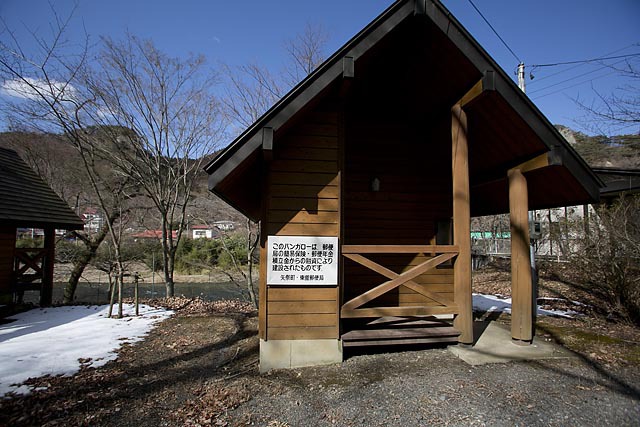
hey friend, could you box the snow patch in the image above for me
[473,294,581,318]
[0,304,172,397]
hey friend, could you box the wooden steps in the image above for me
[341,316,460,348]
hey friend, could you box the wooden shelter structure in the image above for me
[0,147,84,306]
[593,167,640,203]
[205,0,601,370]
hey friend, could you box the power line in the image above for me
[466,0,522,64]
[531,53,640,69]
[531,69,620,100]
[529,58,629,95]
[529,44,638,85]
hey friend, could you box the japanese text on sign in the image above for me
[267,236,338,285]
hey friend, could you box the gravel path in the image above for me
[235,347,639,426]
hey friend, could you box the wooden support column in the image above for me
[0,227,15,304]
[451,104,473,344]
[40,227,55,306]
[508,168,533,343]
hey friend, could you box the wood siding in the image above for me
[343,113,454,307]
[263,101,341,340]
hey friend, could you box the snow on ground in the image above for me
[0,304,172,397]
[473,293,581,318]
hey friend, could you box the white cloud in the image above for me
[1,77,76,102]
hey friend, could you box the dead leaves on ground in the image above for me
[146,296,255,316]
[168,381,251,427]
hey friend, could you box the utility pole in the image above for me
[517,62,538,321]
[517,62,526,92]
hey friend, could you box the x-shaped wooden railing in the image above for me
[341,245,460,318]
[14,248,46,282]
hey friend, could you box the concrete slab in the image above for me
[260,339,343,372]
[449,321,575,365]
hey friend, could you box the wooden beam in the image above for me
[342,305,459,318]
[451,103,473,344]
[262,127,273,162]
[508,168,533,343]
[259,156,271,340]
[40,228,55,306]
[342,56,354,78]
[459,80,483,108]
[510,152,549,174]
[341,245,459,254]
[458,71,495,108]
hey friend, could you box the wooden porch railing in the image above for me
[341,245,460,318]
[13,248,46,291]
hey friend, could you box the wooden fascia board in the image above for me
[208,133,262,190]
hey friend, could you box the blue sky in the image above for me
[1,0,638,134]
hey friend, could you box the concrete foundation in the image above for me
[259,339,343,372]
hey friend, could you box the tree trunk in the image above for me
[64,251,93,304]
[64,212,119,303]
[165,248,175,297]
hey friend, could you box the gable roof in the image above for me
[0,147,84,230]
[205,0,601,219]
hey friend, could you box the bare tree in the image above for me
[222,22,329,135]
[575,59,640,136]
[282,22,329,88]
[0,6,136,309]
[85,35,226,297]
[567,195,640,324]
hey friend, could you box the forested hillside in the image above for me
[556,125,640,168]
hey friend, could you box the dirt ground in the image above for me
[1,264,639,426]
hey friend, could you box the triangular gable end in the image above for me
[205,0,600,220]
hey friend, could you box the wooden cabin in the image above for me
[205,0,601,371]
[0,147,84,306]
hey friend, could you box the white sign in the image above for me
[267,236,338,285]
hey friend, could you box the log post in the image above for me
[40,227,55,306]
[451,104,473,344]
[508,168,533,343]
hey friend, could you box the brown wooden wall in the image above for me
[342,111,454,308]
[0,227,16,300]
[261,100,341,340]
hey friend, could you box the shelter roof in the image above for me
[205,0,601,220]
[593,167,640,202]
[0,147,84,230]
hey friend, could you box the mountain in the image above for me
[555,125,640,168]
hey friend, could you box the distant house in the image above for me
[0,148,84,306]
[131,230,178,240]
[213,220,235,231]
[82,207,104,233]
[191,225,219,239]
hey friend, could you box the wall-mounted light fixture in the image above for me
[370,177,380,192]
